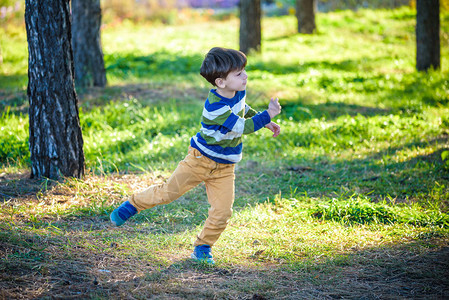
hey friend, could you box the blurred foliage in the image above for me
[443,150,449,169]
[1,0,448,27]
[276,0,411,11]
[100,0,215,25]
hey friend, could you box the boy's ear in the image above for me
[215,77,225,88]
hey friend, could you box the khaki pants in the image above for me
[129,146,236,247]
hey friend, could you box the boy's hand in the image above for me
[265,121,281,137]
[267,97,281,119]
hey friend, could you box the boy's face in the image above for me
[218,68,248,93]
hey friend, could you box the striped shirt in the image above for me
[190,89,271,164]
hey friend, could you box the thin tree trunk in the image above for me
[239,0,261,54]
[25,0,85,179]
[72,0,107,87]
[416,0,440,71]
[296,0,317,34]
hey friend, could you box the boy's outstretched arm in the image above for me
[267,97,281,119]
[205,97,281,136]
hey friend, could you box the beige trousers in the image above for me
[129,146,235,247]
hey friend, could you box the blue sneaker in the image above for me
[110,201,137,226]
[191,245,215,264]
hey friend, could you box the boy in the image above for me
[110,47,281,264]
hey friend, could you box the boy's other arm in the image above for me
[244,105,281,137]
[265,122,281,137]
[206,97,282,136]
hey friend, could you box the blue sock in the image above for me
[110,201,137,226]
[191,244,215,264]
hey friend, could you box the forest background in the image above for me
[0,0,449,299]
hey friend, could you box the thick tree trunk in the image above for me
[25,0,85,179]
[239,0,261,54]
[296,0,317,34]
[416,0,440,71]
[72,0,107,87]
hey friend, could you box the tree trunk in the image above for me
[296,0,317,34]
[239,0,261,54]
[72,0,107,88]
[25,0,85,179]
[416,0,440,71]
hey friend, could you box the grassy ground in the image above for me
[1,7,449,299]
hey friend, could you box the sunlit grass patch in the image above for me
[81,98,201,172]
[309,194,449,227]
[218,193,448,266]
[0,26,28,90]
[0,109,29,168]
[0,175,128,226]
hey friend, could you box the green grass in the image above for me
[1,7,449,299]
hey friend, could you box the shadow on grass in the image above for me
[248,58,368,74]
[0,86,27,114]
[104,51,204,79]
[0,74,27,90]
[275,135,449,201]
[348,137,449,200]
[0,221,447,299]
[0,172,47,202]
[76,82,206,108]
[281,100,392,121]
[383,72,449,108]
[282,241,449,299]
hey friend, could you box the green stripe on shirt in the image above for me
[200,132,243,148]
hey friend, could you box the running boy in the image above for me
[110,47,281,264]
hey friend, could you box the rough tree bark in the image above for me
[72,0,107,87]
[296,0,317,34]
[239,0,261,54]
[25,0,85,179]
[416,0,440,71]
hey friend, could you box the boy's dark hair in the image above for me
[200,47,247,86]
